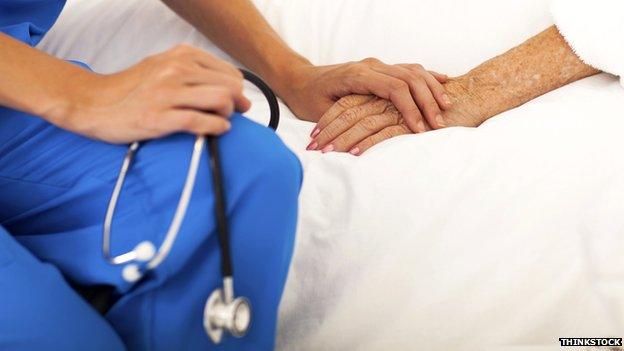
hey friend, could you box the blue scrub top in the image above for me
[0,0,66,46]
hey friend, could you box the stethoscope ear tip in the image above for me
[134,241,156,262]
[122,263,143,283]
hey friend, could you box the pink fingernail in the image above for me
[349,147,360,156]
[310,127,320,138]
[321,144,334,153]
[306,141,318,151]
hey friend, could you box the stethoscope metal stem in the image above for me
[102,141,139,265]
[102,136,205,273]
[148,135,205,269]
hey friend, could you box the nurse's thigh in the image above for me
[0,226,125,351]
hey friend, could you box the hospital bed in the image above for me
[40,0,624,349]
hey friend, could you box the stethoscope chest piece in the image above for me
[204,286,251,343]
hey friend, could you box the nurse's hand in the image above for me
[275,60,452,133]
[52,44,251,144]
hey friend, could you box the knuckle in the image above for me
[382,100,399,114]
[211,87,231,102]
[409,73,426,84]
[360,116,380,132]
[370,97,389,109]
[380,129,395,140]
[173,43,193,54]
[339,109,359,124]
[337,96,356,109]
[179,115,197,130]
[231,78,244,94]
[338,95,371,109]
[159,62,184,78]
[232,67,244,79]
[390,112,401,125]
[362,57,381,65]
[379,112,398,126]
[390,80,409,91]
[355,65,370,78]
[345,63,361,76]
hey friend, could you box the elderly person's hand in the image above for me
[308,79,483,155]
[280,60,452,133]
[308,95,408,155]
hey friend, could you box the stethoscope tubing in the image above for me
[208,136,233,278]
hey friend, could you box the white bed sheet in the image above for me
[40,1,624,350]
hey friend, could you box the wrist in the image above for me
[442,74,496,127]
[43,69,127,137]
[261,54,313,101]
[41,70,101,128]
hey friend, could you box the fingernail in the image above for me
[306,141,318,151]
[310,127,320,138]
[436,114,446,127]
[443,94,452,105]
[417,121,426,133]
[349,147,360,156]
[321,144,334,153]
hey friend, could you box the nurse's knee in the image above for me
[226,115,302,196]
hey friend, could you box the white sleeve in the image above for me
[551,0,624,86]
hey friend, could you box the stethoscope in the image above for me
[102,69,280,344]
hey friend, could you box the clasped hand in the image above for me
[306,63,459,155]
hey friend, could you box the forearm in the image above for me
[0,33,96,121]
[443,25,600,126]
[161,0,309,95]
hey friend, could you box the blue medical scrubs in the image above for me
[0,2,302,350]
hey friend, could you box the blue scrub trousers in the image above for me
[0,109,302,351]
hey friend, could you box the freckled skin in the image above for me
[443,25,600,127]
